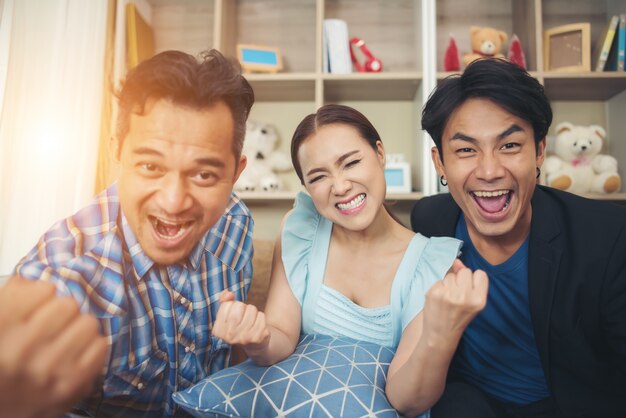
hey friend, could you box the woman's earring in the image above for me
[536,167,541,179]
[440,176,448,187]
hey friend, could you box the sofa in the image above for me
[246,239,274,312]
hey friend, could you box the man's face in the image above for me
[113,99,246,265]
[432,98,545,244]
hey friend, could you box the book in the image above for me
[618,14,626,71]
[323,19,352,74]
[605,23,620,71]
[593,15,620,71]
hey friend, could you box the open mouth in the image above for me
[335,193,366,211]
[471,190,511,214]
[149,216,193,240]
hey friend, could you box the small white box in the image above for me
[384,162,412,193]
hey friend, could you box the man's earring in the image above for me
[536,167,541,179]
[440,176,448,187]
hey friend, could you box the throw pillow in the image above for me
[172,334,418,417]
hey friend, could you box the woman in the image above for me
[213,104,488,417]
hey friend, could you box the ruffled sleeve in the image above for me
[400,235,463,331]
[281,192,323,305]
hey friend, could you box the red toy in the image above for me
[443,35,461,71]
[507,34,527,69]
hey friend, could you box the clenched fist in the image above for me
[422,259,488,346]
[0,277,107,418]
[212,290,271,355]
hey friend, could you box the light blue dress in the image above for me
[282,192,463,349]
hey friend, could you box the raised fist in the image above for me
[422,259,488,344]
[212,290,271,354]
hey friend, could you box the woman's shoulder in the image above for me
[281,192,332,306]
[283,192,322,242]
[281,192,329,277]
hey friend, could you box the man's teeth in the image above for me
[153,218,188,239]
[336,194,365,210]
[473,190,509,198]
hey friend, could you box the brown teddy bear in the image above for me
[463,26,508,67]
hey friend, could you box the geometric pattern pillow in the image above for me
[173,334,428,417]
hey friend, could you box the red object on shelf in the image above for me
[508,34,527,69]
[443,35,460,71]
[350,37,383,72]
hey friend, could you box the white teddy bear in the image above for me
[543,122,621,194]
[234,120,292,192]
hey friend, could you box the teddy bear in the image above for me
[543,122,621,194]
[463,26,508,67]
[234,120,292,192]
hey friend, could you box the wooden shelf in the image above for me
[580,192,626,201]
[244,71,424,102]
[323,72,423,101]
[542,72,626,101]
[238,191,423,203]
[243,73,316,102]
[238,191,298,202]
[439,70,626,101]
[386,192,423,201]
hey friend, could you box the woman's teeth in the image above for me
[336,194,365,210]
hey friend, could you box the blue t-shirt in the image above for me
[452,214,550,404]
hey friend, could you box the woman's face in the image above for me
[297,123,387,231]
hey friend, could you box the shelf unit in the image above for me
[436,0,626,204]
[113,0,626,239]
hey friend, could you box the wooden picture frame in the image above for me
[543,23,591,72]
[237,44,283,73]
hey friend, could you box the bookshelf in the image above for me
[113,0,626,239]
[435,0,626,202]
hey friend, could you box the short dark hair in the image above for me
[422,58,552,159]
[291,104,382,184]
[115,49,254,159]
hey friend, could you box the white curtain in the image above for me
[0,0,109,275]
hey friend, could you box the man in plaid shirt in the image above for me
[12,49,255,417]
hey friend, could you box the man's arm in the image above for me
[386,260,488,417]
[0,277,107,418]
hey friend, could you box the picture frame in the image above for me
[384,162,412,194]
[237,44,283,73]
[543,23,591,72]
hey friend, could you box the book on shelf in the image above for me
[323,19,352,74]
[605,22,620,71]
[618,14,626,71]
[593,15,620,71]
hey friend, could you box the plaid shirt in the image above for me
[14,184,254,418]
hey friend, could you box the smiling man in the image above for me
[411,58,626,418]
[13,49,254,417]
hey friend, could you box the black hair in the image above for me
[422,58,552,160]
